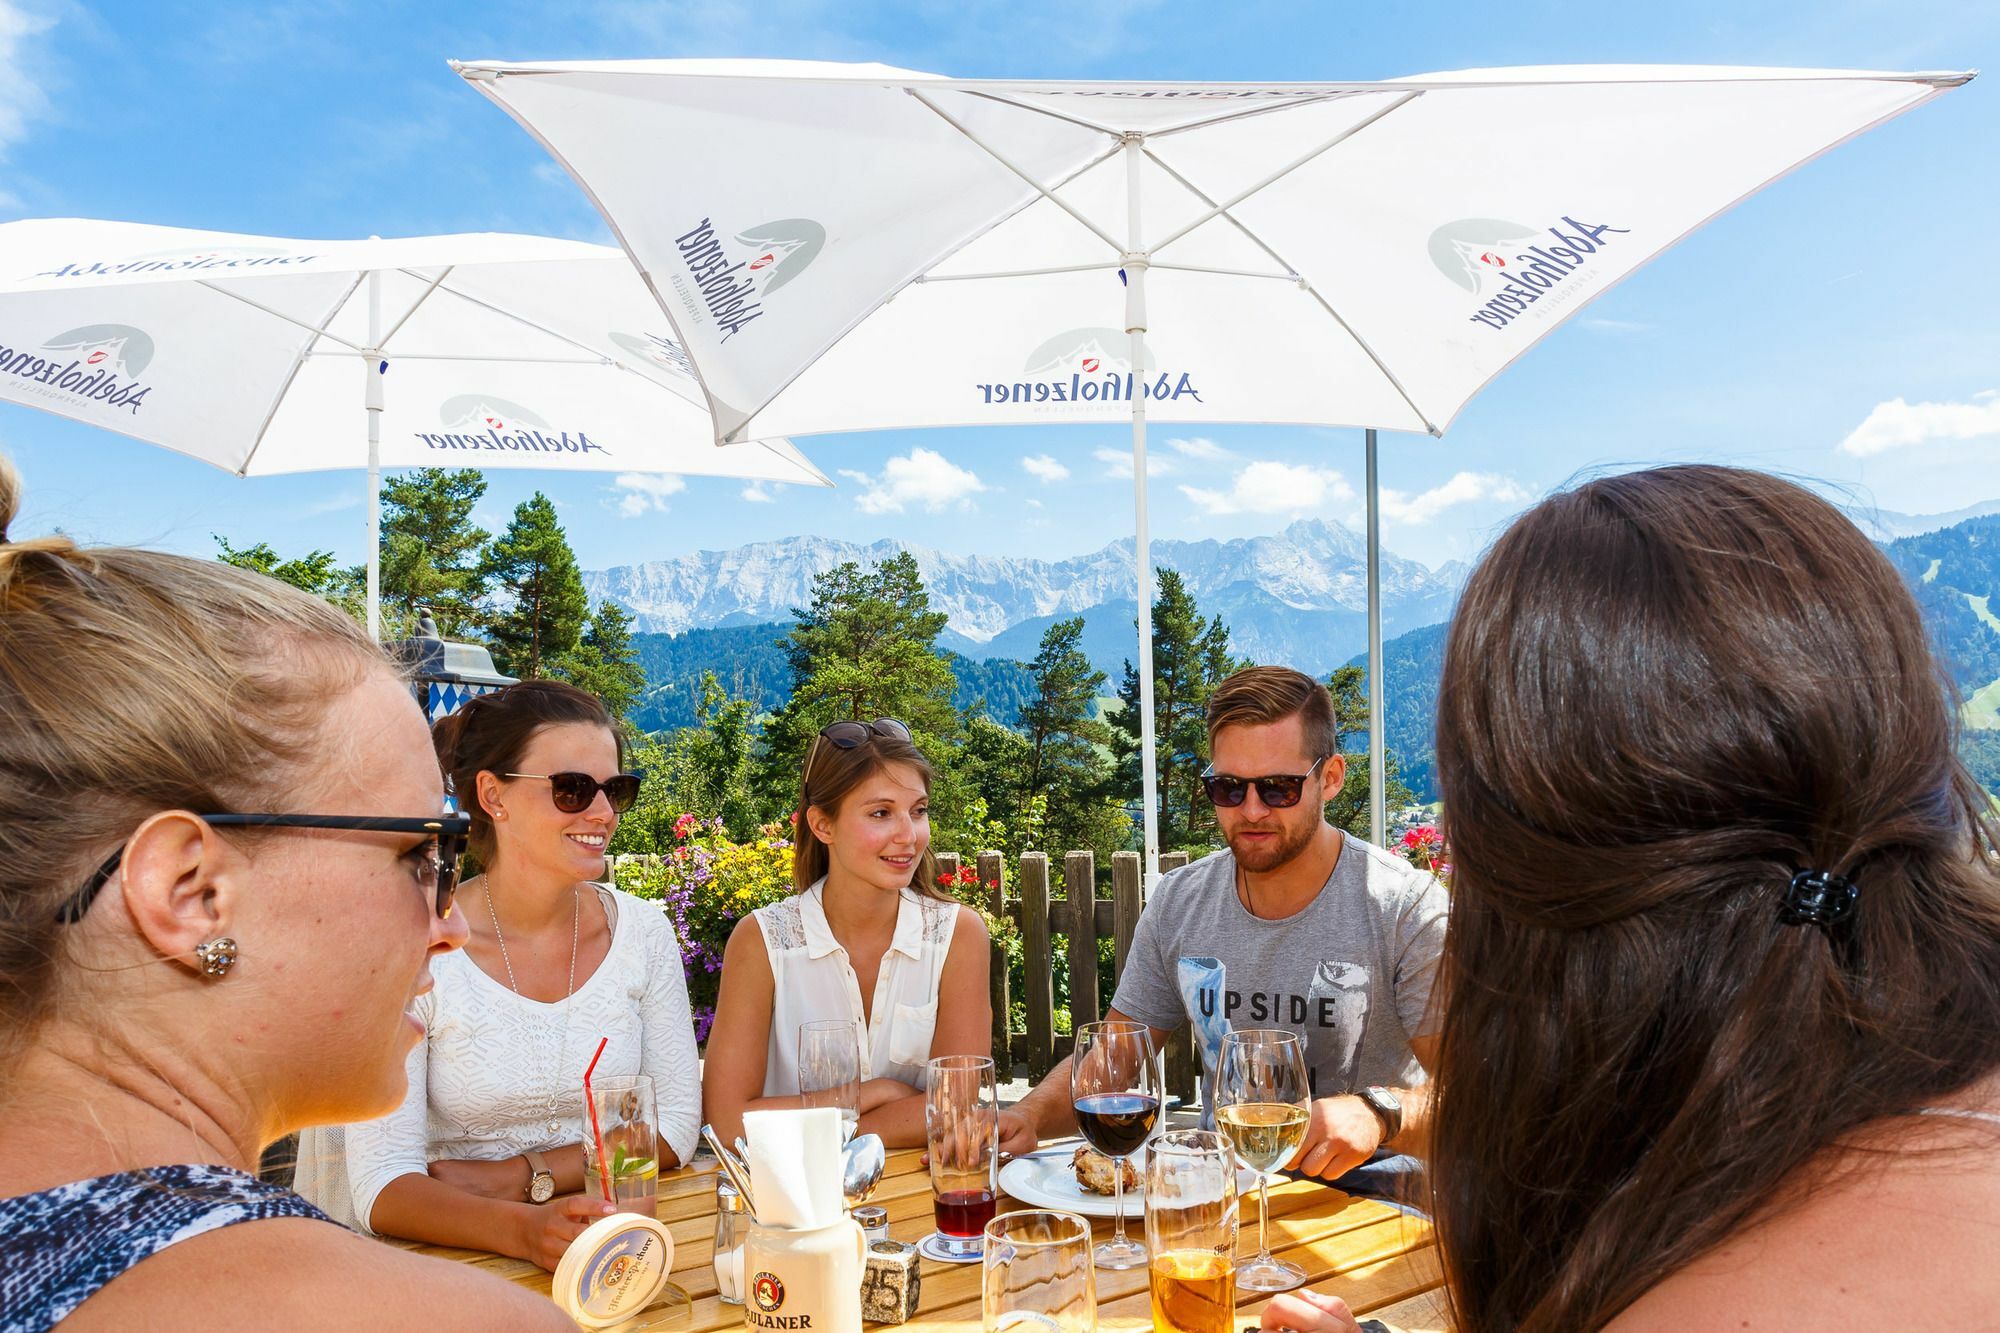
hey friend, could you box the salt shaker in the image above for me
[713,1176,748,1305]
[851,1205,888,1246]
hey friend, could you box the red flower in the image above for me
[957,866,978,885]
[938,873,956,887]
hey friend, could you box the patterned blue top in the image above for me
[0,1163,331,1333]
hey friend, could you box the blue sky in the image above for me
[3,0,1997,573]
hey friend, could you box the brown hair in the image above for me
[1206,664,1336,759]
[792,724,946,898]
[0,452,384,1067]
[432,679,622,865]
[1431,464,2000,1330]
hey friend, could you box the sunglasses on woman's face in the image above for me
[1200,755,1328,809]
[504,771,642,814]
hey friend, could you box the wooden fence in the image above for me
[932,849,1199,1101]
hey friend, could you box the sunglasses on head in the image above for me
[817,718,913,750]
[504,771,642,814]
[1200,755,1328,809]
[58,812,472,924]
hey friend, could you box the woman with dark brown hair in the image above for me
[703,719,992,1147]
[1422,465,2000,1329]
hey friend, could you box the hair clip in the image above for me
[1779,869,1858,929]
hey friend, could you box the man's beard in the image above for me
[1225,815,1318,873]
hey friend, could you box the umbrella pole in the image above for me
[1123,136,1161,889]
[1366,428,1385,847]
[364,271,383,641]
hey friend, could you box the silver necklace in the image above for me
[485,881,581,1137]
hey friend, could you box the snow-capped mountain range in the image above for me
[583,519,1467,675]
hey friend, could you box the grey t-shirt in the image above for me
[1111,835,1446,1115]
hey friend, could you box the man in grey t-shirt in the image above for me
[998,666,1445,1190]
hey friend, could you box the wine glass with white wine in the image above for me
[1215,1029,1310,1292]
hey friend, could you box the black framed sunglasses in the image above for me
[1200,755,1329,809]
[818,718,913,749]
[58,813,472,925]
[503,771,642,814]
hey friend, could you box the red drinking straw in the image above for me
[582,1036,614,1203]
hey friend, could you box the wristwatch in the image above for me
[524,1150,556,1204]
[1358,1086,1402,1146]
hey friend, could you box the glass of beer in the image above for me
[982,1210,1096,1333]
[1216,1029,1310,1291]
[1145,1129,1238,1333]
[926,1054,999,1260]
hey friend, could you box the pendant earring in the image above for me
[193,937,238,979]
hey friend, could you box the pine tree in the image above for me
[480,492,588,680]
[1019,617,1121,853]
[760,552,961,815]
[556,600,647,722]
[1323,664,1416,842]
[378,469,489,638]
[1111,569,1244,849]
[213,536,363,620]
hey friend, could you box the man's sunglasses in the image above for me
[1200,755,1329,809]
[503,771,642,814]
[58,813,473,925]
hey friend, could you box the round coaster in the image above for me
[917,1232,983,1265]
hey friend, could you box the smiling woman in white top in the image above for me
[703,719,991,1148]
[296,681,700,1272]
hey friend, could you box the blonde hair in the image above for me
[0,452,386,1065]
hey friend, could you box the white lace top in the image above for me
[295,885,701,1232]
[752,880,961,1097]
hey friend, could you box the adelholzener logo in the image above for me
[1427,216,1630,332]
[414,395,609,456]
[0,324,157,414]
[669,218,825,343]
[609,330,696,379]
[978,327,1202,408]
[33,244,324,280]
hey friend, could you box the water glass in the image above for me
[582,1074,660,1217]
[1145,1129,1238,1333]
[798,1018,865,1144]
[982,1210,1096,1333]
[926,1053,998,1260]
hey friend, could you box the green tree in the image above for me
[1111,569,1244,849]
[1019,617,1124,856]
[1323,664,1417,842]
[480,492,588,679]
[213,536,363,619]
[674,673,764,840]
[378,468,489,638]
[556,600,647,722]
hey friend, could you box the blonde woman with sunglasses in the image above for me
[702,719,993,1148]
[296,681,701,1271]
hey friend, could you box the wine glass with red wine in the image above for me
[1071,1018,1160,1271]
[926,1054,998,1260]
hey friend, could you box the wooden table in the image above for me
[400,1150,1447,1332]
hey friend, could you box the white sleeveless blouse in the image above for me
[753,881,960,1096]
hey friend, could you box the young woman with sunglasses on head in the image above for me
[295,680,701,1271]
[0,455,570,1331]
[702,719,993,1148]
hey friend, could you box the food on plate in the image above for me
[1071,1143,1141,1196]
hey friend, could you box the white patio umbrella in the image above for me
[0,218,830,637]
[455,59,1969,871]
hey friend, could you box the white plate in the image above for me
[997,1147,1271,1220]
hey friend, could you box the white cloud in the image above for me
[741,482,775,503]
[1095,447,1177,479]
[1179,461,1355,515]
[1379,471,1531,525]
[1166,436,1233,462]
[613,472,686,517]
[1025,498,1043,510]
[1580,316,1651,334]
[0,1,54,161]
[1838,390,2000,457]
[1022,454,1070,484]
[849,448,986,515]
[836,468,873,486]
